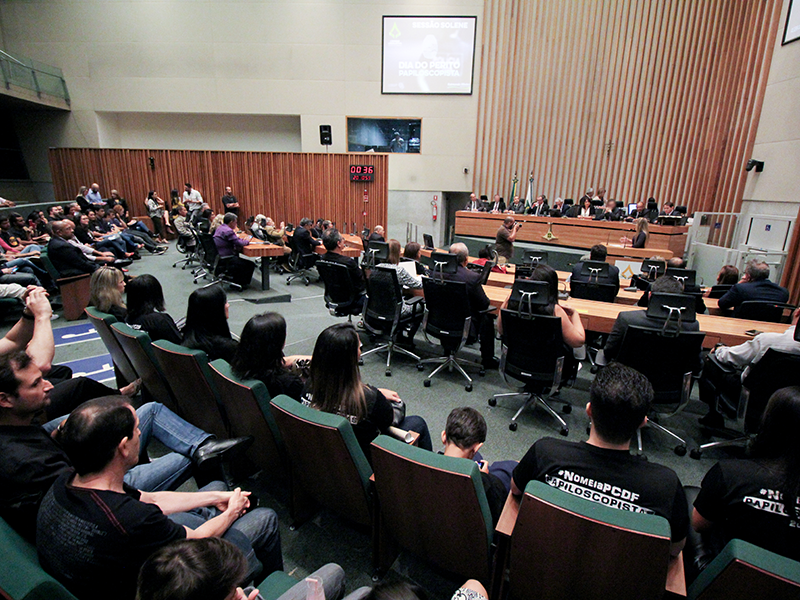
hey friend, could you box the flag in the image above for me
[524,172,534,210]
[509,172,518,206]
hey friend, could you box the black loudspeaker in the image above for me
[319,125,332,146]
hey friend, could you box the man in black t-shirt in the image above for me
[37,396,281,600]
[221,185,239,217]
[512,362,688,555]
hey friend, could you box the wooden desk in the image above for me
[481,286,785,348]
[241,243,287,291]
[493,492,686,598]
[455,210,685,257]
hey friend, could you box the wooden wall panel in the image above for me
[475,0,782,224]
[48,149,388,237]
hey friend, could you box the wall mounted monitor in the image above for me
[382,16,477,95]
[347,117,421,153]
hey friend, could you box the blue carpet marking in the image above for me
[54,322,100,347]
[61,354,115,383]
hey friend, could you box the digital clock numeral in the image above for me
[350,165,375,182]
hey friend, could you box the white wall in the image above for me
[742,0,800,220]
[387,190,446,248]
[1,0,483,198]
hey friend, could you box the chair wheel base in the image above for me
[488,397,497,407]
[465,384,472,392]
[562,403,572,414]
[590,365,599,374]
[479,368,486,376]
[509,422,518,431]
[674,445,687,457]
[385,370,391,376]
[690,448,702,459]
[416,363,424,371]
[560,427,569,437]
[423,379,431,387]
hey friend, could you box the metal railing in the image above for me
[0,49,69,104]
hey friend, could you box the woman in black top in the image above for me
[230,312,309,401]
[620,218,649,248]
[301,323,432,460]
[89,266,127,322]
[181,285,238,362]
[125,274,182,344]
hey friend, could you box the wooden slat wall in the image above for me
[475,0,782,227]
[48,149,388,236]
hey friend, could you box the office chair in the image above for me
[707,284,733,299]
[194,233,242,290]
[522,249,548,266]
[489,308,571,434]
[316,260,363,321]
[360,266,422,376]
[570,280,617,303]
[733,301,796,323]
[285,234,318,286]
[615,295,705,456]
[417,277,485,392]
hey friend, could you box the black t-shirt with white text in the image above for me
[694,459,800,562]
[513,438,688,541]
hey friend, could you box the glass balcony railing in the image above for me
[0,49,69,105]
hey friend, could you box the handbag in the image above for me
[391,398,406,427]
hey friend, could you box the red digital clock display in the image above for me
[350,165,375,182]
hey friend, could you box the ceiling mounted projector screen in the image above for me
[382,16,477,95]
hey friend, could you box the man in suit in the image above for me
[659,201,677,216]
[293,217,321,268]
[551,197,567,217]
[601,276,701,364]
[570,244,620,296]
[594,198,623,221]
[443,242,497,369]
[464,193,481,212]
[47,220,98,277]
[717,259,789,312]
[627,200,646,221]
[317,228,366,311]
[368,225,385,242]
[488,194,506,213]
[507,195,525,214]
[527,195,549,216]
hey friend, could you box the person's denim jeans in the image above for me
[169,481,283,583]
[43,402,212,492]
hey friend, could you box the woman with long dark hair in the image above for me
[693,386,800,563]
[145,190,167,243]
[302,323,432,457]
[231,312,309,401]
[181,285,238,362]
[125,274,182,343]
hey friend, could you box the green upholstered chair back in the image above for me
[508,480,672,600]
[0,517,78,600]
[370,435,494,582]
[208,359,286,479]
[688,538,800,600]
[109,322,179,414]
[151,340,229,438]
[269,395,373,527]
[84,307,138,385]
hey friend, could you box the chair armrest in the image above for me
[495,492,520,538]
[480,305,498,315]
[666,552,686,597]
[56,273,92,286]
[405,296,424,306]
[387,426,419,445]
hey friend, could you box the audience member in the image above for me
[183,183,204,220]
[439,407,511,525]
[569,244,620,295]
[263,217,287,245]
[293,218,321,265]
[402,241,429,276]
[213,213,256,288]
[511,362,688,556]
[107,189,129,213]
[75,185,90,212]
[89,265,127,321]
[368,225,386,243]
[692,386,800,564]
[380,239,424,344]
[8,212,47,246]
[602,276,701,364]
[620,218,649,248]
[36,396,280,600]
[302,323,432,458]
[494,216,521,264]
[47,219,99,276]
[717,259,790,312]
[221,185,240,217]
[182,285,238,362]
[318,228,366,311]
[697,307,799,429]
[442,243,498,369]
[146,190,167,243]
[0,216,41,254]
[715,265,739,286]
[73,213,133,259]
[126,274,182,344]
[86,182,105,207]
[171,205,196,250]
[231,313,310,401]
[362,577,487,600]
[137,538,348,600]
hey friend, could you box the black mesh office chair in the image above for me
[416,276,484,391]
[195,233,241,290]
[172,230,199,270]
[522,250,548,266]
[615,294,705,456]
[733,301,796,323]
[286,234,318,286]
[316,260,363,321]
[692,325,800,458]
[360,266,422,376]
[570,280,617,303]
[707,284,733,299]
[489,307,571,435]
[362,241,389,270]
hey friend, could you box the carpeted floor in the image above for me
[20,242,738,599]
